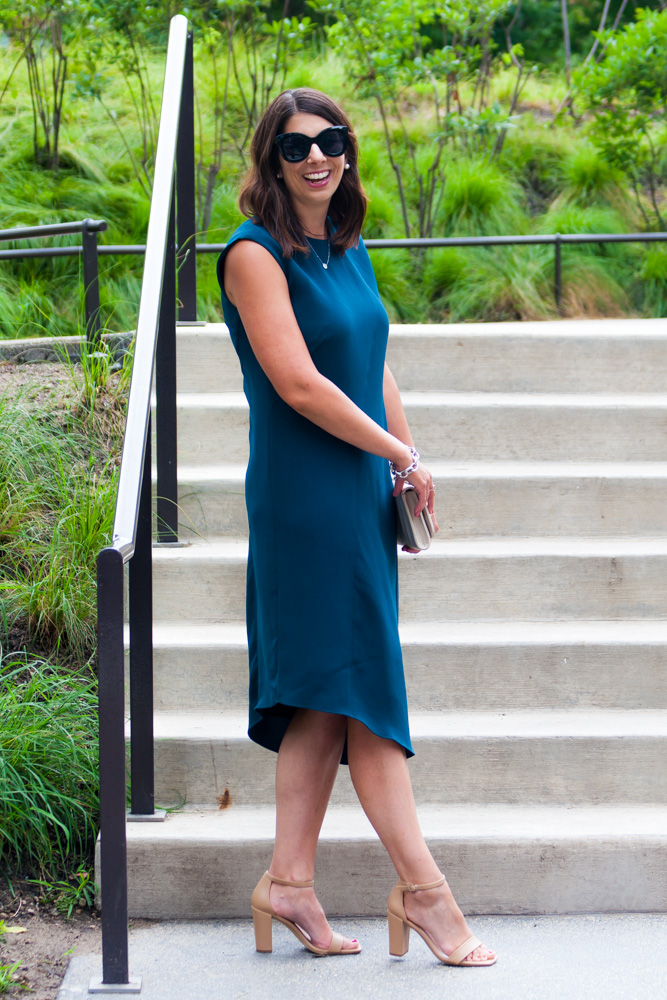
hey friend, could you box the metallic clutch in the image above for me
[395,485,435,550]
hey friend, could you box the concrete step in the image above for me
[146,620,667,713]
[142,710,667,809]
[166,461,667,540]
[173,391,667,464]
[120,802,667,917]
[151,537,667,623]
[175,319,667,394]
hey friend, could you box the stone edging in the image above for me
[0,332,134,365]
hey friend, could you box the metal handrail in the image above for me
[111,18,187,560]
[0,219,107,344]
[4,231,666,319]
[94,13,192,992]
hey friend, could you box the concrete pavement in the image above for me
[58,913,667,1000]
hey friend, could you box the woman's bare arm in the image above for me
[383,363,414,448]
[224,240,414,470]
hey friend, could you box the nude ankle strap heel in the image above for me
[250,871,362,957]
[387,874,497,967]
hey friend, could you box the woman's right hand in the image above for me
[392,460,439,553]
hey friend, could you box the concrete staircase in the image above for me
[125,318,667,918]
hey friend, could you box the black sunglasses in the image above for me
[274,125,349,163]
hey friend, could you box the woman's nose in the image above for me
[307,143,327,163]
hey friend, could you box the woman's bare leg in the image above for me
[268,709,359,950]
[347,718,494,962]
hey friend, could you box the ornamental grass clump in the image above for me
[0,652,99,877]
[0,361,124,666]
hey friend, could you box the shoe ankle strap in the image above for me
[398,875,446,893]
[266,870,315,888]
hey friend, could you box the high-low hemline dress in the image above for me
[217,219,413,763]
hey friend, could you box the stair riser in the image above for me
[146,640,667,712]
[152,552,667,623]
[119,834,667,917]
[168,474,667,539]
[176,402,667,464]
[149,733,667,808]
[175,326,667,394]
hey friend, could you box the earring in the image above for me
[344,163,350,170]
[277,172,282,179]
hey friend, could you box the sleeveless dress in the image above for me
[217,219,413,763]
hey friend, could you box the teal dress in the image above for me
[217,219,413,762]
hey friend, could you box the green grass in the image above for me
[0,351,127,882]
[0,351,126,665]
[2,32,666,333]
[0,651,99,878]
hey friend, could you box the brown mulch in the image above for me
[0,361,78,408]
[0,883,101,1000]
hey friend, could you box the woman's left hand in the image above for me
[392,461,439,554]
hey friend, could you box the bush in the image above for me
[0,652,99,877]
[0,361,123,665]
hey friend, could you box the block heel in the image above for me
[252,905,273,952]
[388,908,410,956]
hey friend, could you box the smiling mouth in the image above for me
[303,170,331,186]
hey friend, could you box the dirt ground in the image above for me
[0,361,77,406]
[0,883,101,1000]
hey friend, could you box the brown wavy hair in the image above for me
[238,88,367,259]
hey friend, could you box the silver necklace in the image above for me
[307,238,331,270]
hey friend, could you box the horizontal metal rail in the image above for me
[0,219,107,344]
[0,219,107,242]
[4,230,665,260]
[6,230,662,320]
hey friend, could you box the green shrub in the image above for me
[0,375,121,665]
[436,158,529,236]
[0,653,99,877]
[635,245,667,317]
[559,144,627,207]
[423,247,468,302]
[368,249,419,322]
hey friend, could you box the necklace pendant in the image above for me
[322,263,328,269]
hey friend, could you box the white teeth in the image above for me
[304,171,329,180]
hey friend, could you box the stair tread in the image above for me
[149,618,667,647]
[151,536,667,559]
[178,318,667,338]
[126,802,667,841]
[144,708,667,739]
[168,460,667,482]
[173,390,667,407]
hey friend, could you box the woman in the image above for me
[216,87,496,968]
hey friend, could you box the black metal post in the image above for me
[176,31,197,323]
[82,219,102,349]
[96,547,130,985]
[156,188,179,543]
[554,233,562,315]
[129,419,155,816]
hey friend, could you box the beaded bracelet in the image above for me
[390,446,420,480]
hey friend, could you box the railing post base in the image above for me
[127,809,168,822]
[89,977,142,994]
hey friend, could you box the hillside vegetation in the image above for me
[0,1,666,337]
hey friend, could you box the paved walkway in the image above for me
[58,913,667,1000]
